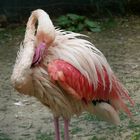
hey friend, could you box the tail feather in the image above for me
[110,98,132,117]
[117,82,134,106]
[110,75,134,117]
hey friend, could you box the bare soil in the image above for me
[0,16,140,140]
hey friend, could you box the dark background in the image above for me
[0,0,139,22]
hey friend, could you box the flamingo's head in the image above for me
[31,42,46,66]
[25,9,55,48]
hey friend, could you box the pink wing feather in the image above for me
[48,59,134,116]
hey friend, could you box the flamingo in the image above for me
[11,9,134,140]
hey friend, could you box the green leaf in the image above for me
[131,131,140,140]
[84,19,98,28]
[56,14,102,32]
[67,26,76,32]
[77,23,84,31]
[89,27,101,32]
[57,16,67,22]
[67,14,83,21]
[57,16,70,26]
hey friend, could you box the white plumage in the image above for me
[11,9,133,140]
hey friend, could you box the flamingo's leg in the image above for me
[64,118,70,140]
[54,116,60,140]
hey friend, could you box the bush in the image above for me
[56,14,101,32]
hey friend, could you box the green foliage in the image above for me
[83,113,98,122]
[56,14,101,32]
[0,26,25,42]
[90,136,106,140]
[128,120,140,130]
[84,113,101,122]
[36,131,53,140]
[71,127,82,134]
[131,131,140,140]
[56,13,119,32]
[0,132,11,140]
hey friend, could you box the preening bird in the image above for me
[11,9,134,140]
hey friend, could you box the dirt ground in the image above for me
[0,16,140,140]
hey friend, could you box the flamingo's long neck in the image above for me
[11,41,35,94]
[11,9,55,94]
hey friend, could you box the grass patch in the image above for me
[131,131,140,140]
[90,136,106,140]
[60,128,64,139]
[0,26,25,42]
[83,113,100,122]
[0,132,11,140]
[36,131,53,140]
[71,127,82,135]
[119,113,127,120]
[128,120,140,130]
[83,113,96,122]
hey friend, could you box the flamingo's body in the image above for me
[11,9,134,140]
